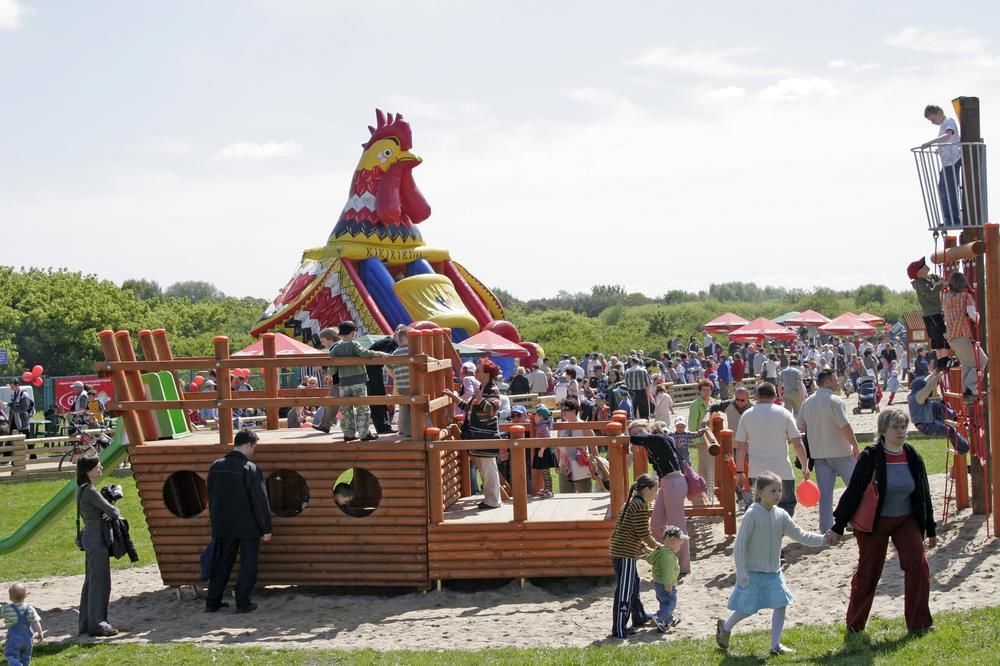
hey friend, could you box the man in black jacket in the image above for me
[205,429,272,613]
[367,336,398,434]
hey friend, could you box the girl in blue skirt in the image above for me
[716,472,827,656]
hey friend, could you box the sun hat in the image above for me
[461,361,476,373]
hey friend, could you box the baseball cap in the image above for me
[673,415,687,426]
[462,361,476,372]
[907,257,927,280]
[535,406,552,418]
[510,405,528,416]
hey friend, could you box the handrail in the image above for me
[96,354,447,373]
[911,141,988,230]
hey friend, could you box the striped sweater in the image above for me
[609,495,657,558]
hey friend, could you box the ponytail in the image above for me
[628,473,658,501]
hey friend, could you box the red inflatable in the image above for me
[485,320,520,343]
[796,480,820,508]
[520,341,542,368]
[410,320,439,331]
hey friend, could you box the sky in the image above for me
[2,1,999,302]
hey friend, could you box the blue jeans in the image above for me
[815,455,857,532]
[654,582,677,623]
[915,401,970,454]
[938,159,962,226]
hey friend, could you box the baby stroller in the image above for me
[853,375,880,414]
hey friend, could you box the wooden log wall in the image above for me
[427,520,615,580]
[440,449,462,510]
[132,441,430,588]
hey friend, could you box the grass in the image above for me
[23,606,1000,664]
[0,474,155,580]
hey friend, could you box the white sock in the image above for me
[771,606,786,648]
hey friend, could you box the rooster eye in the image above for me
[382,148,392,158]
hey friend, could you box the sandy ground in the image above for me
[15,470,1000,651]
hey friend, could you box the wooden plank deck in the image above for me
[442,493,612,524]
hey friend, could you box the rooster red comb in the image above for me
[364,109,413,151]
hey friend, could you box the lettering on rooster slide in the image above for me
[365,247,419,263]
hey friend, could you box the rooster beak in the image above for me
[397,150,422,164]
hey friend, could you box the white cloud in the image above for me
[147,137,194,156]
[215,141,303,160]
[828,58,880,71]
[706,86,747,99]
[627,46,787,78]
[0,0,30,29]
[886,27,985,55]
[562,87,640,114]
[758,77,837,101]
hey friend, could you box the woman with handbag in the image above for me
[627,419,690,574]
[828,408,936,634]
[76,457,120,637]
[444,359,503,511]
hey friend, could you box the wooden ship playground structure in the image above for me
[90,326,737,590]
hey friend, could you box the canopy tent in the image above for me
[355,333,392,350]
[460,330,530,358]
[702,312,749,334]
[453,341,487,358]
[234,332,324,356]
[784,309,831,327]
[818,313,878,337]
[727,317,798,343]
[774,311,801,325]
[856,312,886,326]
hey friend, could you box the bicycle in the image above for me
[58,422,112,472]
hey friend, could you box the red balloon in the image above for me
[796,480,820,508]
[31,365,44,377]
[242,368,251,377]
[21,371,33,382]
[486,320,521,343]
[192,375,204,385]
[32,377,43,387]
[410,320,438,331]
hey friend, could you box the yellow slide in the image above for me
[392,274,480,333]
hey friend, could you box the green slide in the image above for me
[140,371,191,439]
[0,427,129,555]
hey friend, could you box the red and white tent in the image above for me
[818,313,878,337]
[234,333,325,356]
[783,309,831,327]
[856,312,886,326]
[459,330,530,358]
[727,317,798,343]
[703,312,750,334]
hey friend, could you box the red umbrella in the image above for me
[856,312,885,326]
[727,317,798,343]
[783,309,831,327]
[234,332,326,356]
[818,313,877,337]
[703,312,750,334]
[460,330,530,357]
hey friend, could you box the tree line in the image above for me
[0,268,917,376]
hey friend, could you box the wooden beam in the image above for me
[984,223,1000,534]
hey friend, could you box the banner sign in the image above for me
[54,376,115,413]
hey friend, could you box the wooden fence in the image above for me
[0,432,106,481]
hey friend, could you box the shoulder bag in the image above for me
[850,467,879,533]
[75,484,88,551]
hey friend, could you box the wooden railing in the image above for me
[0,433,103,480]
[96,328,457,447]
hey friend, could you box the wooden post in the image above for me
[10,434,27,477]
[632,446,648,480]
[984,224,1000,534]
[947,366,971,510]
[98,330,145,448]
[607,423,626,514]
[431,329,447,429]
[427,428,444,524]
[214,336,234,446]
[718,428,737,536]
[510,426,528,522]
[114,330,159,441]
[262,333,280,430]
[409,331,428,445]
[137,329,158,364]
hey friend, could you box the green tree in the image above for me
[164,281,225,303]
[122,278,162,301]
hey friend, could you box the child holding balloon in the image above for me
[716,472,830,656]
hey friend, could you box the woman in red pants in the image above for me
[827,408,936,634]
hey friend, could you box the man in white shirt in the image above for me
[735,382,810,516]
[778,359,808,420]
[526,365,548,395]
[921,104,963,226]
[797,369,860,532]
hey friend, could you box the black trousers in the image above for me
[629,390,650,419]
[206,537,260,609]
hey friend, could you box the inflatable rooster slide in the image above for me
[253,110,538,364]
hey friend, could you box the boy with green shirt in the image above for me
[329,321,389,442]
[647,525,688,632]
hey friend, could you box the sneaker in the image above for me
[653,616,667,633]
[477,502,500,510]
[235,602,258,614]
[715,619,731,650]
[361,433,379,441]
[770,644,795,655]
[669,617,681,628]
[312,424,330,434]
[955,437,971,455]
[343,436,358,442]
[204,602,230,613]
[963,390,978,405]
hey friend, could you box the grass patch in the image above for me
[26,606,1000,664]
[0,474,154,580]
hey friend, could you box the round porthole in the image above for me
[332,467,382,518]
[267,469,310,517]
[163,471,208,518]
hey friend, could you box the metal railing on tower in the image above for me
[912,141,988,230]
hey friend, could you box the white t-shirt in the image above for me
[653,392,674,420]
[938,117,961,167]
[735,403,800,480]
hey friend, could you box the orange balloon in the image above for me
[796,479,820,507]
